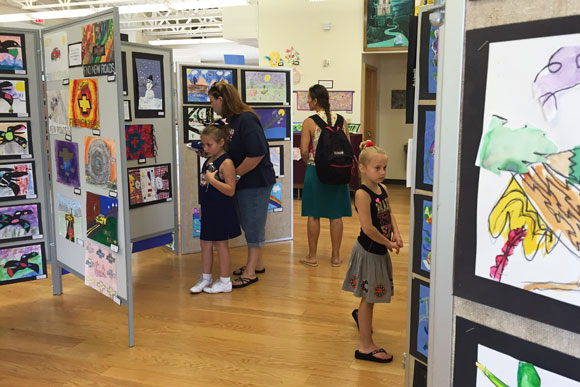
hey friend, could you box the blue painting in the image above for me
[423,110,435,185]
[184,67,235,103]
[415,105,435,191]
[417,284,429,359]
[428,26,439,95]
[255,107,290,141]
[268,182,282,212]
[420,198,432,274]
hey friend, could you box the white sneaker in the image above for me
[203,280,232,294]
[190,277,212,294]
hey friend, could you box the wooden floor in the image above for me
[0,185,411,387]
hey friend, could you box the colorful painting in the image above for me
[69,78,99,129]
[0,243,46,286]
[255,107,290,140]
[412,194,432,278]
[292,123,302,132]
[81,19,115,76]
[133,52,165,118]
[410,277,429,363]
[0,203,41,242]
[348,123,361,134]
[364,0,414,51]
[57,194,81,244]
[183,106,217,143]
[128,164,171,208]
[84,136,116,190]
[193,207,201,238]
[415,105,435,191]
[419,9,438,100]
[84,240,118,300]
[242,70,289,104]
[268,182,282,212]
[0,78,29,117]
[0,161,35,201]
[0,121,31,159]
[269,145,284,178]
[86,191,118,247]
[47,89,70,135]
[295,90,354,111]
[54,140,80,188]
[43,31,68,81]
[183,67,236,103]
[0,33,26,74]
[125,124,156,160]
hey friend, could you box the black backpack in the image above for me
[311,114,355,185]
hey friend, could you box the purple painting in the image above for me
[55,140,80,188]
[0,203,41,241]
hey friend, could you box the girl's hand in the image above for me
[394,233,404,248]
[386,240,400,254]
[205,169,218,182]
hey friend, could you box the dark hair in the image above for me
[308,84,332,124]
[201,123,230,151]
[208,81,258,119]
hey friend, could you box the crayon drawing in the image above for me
[243,70,288,104]
[410,278,429,363]
[86,191,118,247]
[54,140,80,188]
[413,194,432,278]
[184,67,235,103]
[0,78,28,117]
[84,240,118,300]
[84,136,116,190]
[125,124,156,160]
[295,90,354,111]
[0,162,35,200]
[57,194,81,244]
[69,78,99,129]
[0,203,41,241]
[0,121,31,159]
[268,182,282,212]
[419,10,438,100]
[0,243,46,286]
[47,89,70,135]
[0,33,25,74]
[255,107,290,140]
[133,52,164,118]
[43,31,68,81]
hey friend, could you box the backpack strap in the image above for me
[309,114,329,130]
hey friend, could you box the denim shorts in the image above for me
[236,185,273,248]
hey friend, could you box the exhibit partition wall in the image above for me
[177,65,293,255]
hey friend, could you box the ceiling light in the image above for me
[0,14,31,23]
[171,0,249,11]
[33,9,97,19]
[118,4,169,14]
[148,38,233,45]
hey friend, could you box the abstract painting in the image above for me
[455,15,580,334]
[43,31,68,81]
[132,52,165,118]
[0,121,31,159]
[54,140,80,188]
[242,70,290,104]
[453,317,580,386]
[419,9,438,100]
[84,136,116,190]
[364,0,414,51]
[121,51,128,96]
[69,78,99,129]
[0,33,26,74]
[269,145,284,178]
[0,203,41,242]
[128,164,171,208]
[255,107,290,140]
[0,161,35,201]
[415,105,435,191]
[86,191,118,247]
[412,194,432,278]
[0,78,29,117]
[125,124,156,160]
[183,67,236,103]
[84,240,118,300]
[47,88,70,135]
[410,277,429,363]
[81,19,115,76]
[0,242,46,286]
[183,106,216,142]
[295,90,354,111]
[57,194,81,244]
[268,182,282,212]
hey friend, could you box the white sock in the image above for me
[220,276,231,284]
[202,273,212,281]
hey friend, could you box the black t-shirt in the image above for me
[228,112,276,190]
[356,184,393,255]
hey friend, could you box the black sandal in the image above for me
[355,348,393,363]
[232,276,259,288]
[232,266,266,276]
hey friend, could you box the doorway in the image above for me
[362,63,378,142]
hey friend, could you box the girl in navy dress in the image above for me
[190,124,241,294]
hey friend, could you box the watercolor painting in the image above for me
[364,0,414,51]
[128,164,171,208]
[0,161,35,200]
[268,182,282,212]
[0,203,41,242]
[295,90,354,111]
[183,106,216,142]
[57,194,81,244]
[0,78,28,117]
[0,33,26,74]
[133,52,165,118]
[47,88,70,135]
[413,194,432,278]
[410,277,429,363]
[0,243,46,286]
[125,124,156,160]
[69,78,99,129]
[43,31,68,81]
[54,140,80,188]
[86,191,118,247]
[415,105,435,191]
[0,121,31,159]
[183,67,236,103]
[84,136,116,190]
[242,70,289,104]
[84,239,117,300]
[255,107,290,140]
[269,145,284,177]
[419,9,438,100]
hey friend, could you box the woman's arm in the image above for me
[235,155,264,176]
[356,189,399,253]
[206,159,236,197]
[300,118,315,164]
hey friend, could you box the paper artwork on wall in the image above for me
[128,164,171,208]
[183,106,216,142]
[81,19,115,77]
[0,33,26,74]
[86,191,118,247]
[0,203,41,242]
[43,31,68,81]
[410,277,429,363]
[183,67,236,104]
[269,145,284,178]
[292,123,302,133]
[255,107,290,140]
[84,239,118,300]
[0,161,35,201]
[412,194,432,278]
[419,10,438,100]
[192,207,200,238]
[348,123,361,134]
[0,121,31,159]
[0,78,29,117]
[242,70,290,104]
[54,140,80,188]
[132,52,165,118]
[264,51,284,67]
[57,194,81,244]
[0,242,46,286]
[391,90,406,109]
[415,105,435,191]
[125,124,156,160]
[84,136,116,190]
[47,89,70,135]
[295,90,354,111]
[69,78,99,129]
[268,182,282,212]
[364,0,414,51]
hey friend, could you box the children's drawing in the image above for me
[84,239,117,300]
[364,0,413,50]
[54,140,80,188]
[295,90,354,111]
[81,19,114,76]
[84,136,116,190]
[410,277,429,363]
[193,207,200,238]
[184,67,235,103]
[47,89,70,135]
[57,194,81,244]
[284,46,300,65]
[415,105,435,190]
[0,121,31,159]
[0,243,46,285]
[127,164,171,208]
[43,31,68,81]
[69,78,99,129]
[183,106,216,142]
[267,182,282,212]
[242,70,289,104]
[0,33,26,74]
[86,191,118,247]
[419,9,438,100]
[125,124,156,160]
[292,123,302,133]
[0,203,41,242]
[264,51,283,67]
[255,107,290,140]
[133,52,164,118]
[269,145,284,178]
[0,78,28,117]
[413,194,432,277]
[429,27,439,93]
[0,161,35,200]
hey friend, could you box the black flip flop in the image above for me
[352,309,359,330]
[232,276,259,288]
[354,348,393,363]
[232,266,266,276]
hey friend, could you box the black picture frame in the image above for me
[418,9,438,100]
[412,194,432,279]
[412,359,427,387]
[415,105,435,191]
[269,144,284,178]
[0,77,30,118]
[132,51,165,118]
[181,66,238,105]
[241,69,291,105]
[409,277,429,364]
[0,32,27,74]
[127,163,172,209]
[454,15,580,336]
[121,51,128,96]
[197,154,207,204]
[0,120,33,160]
[0,241,47,286]
[0,160,37,202]
[0,202,43,243]
[123,100,131,122]
[67,42,82,68]
[454,317,580,385]
[405,15,418,124]
[254,107,291,141]
[183,106,214,143]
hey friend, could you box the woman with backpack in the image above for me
[299,84,353,267]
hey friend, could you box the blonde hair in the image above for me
[359,141,387,166]
[201,123,230,151]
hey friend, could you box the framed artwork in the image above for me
[57,194,82,244]
[391,89,406,109]
[0,161,36,201]
[409,277,429,363]
[241,70,290,105]
[81,19,115,76]
[364,0,414,51]
[292,122,302,133]
[84,136,117,190]
[415,105,435,191]
[0,203,42,242]
[182,66,237,104]
[295,90,354,111]
[121,51,128,96]
[127,163,172,208]
[318,80,333,89]
[412,194,432,278]
[255,107,290,141]
[86,191,118,247]
[268,182,282,212]
[47,89,70,135]
[54,140,80,188]
[69,78,99,129]
[132,51,165,118]
[123,100,131,121]
[183,106,215,143]
[0,33,26,74]
[348,123,360,134]
[453,317,580,386]
[418,9,439,100]
[454,15,580,335]
[412,359,427,387]
[84,240,118,300]
[269,145,284,178]
[0,242,47,286]
[0,78,29,117]
[43,31,68,81]
[125,124,156,160]
[0,121,32,159]
[68,42,82,68]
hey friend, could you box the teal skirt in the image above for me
[302,165,352,219]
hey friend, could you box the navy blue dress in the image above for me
[200,153,241,241]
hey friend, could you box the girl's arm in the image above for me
[382,184,404,248]
[300,118,315,164]
[235,155,264,177]
[206,159,236,197]
[356,189,400,253]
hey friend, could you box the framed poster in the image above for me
[409,277,429,363]
[0,33,26,74]
[0,161,36,201]
[269,144,284,178]
[182,66,237,104]
[412,194,432,278]
[415,105,435,191]
[0,242,47,286]
[418,9,439,100]
[183,106,215,143]
[0,202,42,242]
[127,163,172,208]
[0,121,32,159]
[453,317,580,386]
[364,0,414,51]
[125,124,156,160]
[241,70,290,105]
[0,78,29,117]
[454,15,580,335]
[121,51,128,96]
[132,52,165,118]
[54,140,80,188]
[255,107,290,141]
